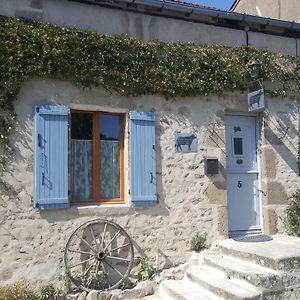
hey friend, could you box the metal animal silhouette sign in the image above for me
[248,89,265,112]
[175,133,198,153]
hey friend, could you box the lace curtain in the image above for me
[71,139,120,201]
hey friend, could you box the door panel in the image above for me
[227,173,259,231]
[225,115,261,235]
[226,117,257,172]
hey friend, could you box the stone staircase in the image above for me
[148,235,300,300]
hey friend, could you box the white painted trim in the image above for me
[256,114,264,234]
[70,103,128,113]
[225,111,258,117]
[229,228,262,238]
[227,170,259,174]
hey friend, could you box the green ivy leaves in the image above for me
[0,16,299,168]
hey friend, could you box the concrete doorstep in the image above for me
[148,235,300,300]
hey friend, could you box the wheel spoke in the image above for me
[90,226,98,250]
[105,268,111,289]
[109,243,131,253]
[75,233,96,253]
[68,248,93,255]
[106,255,131,262]
[101,261,107,274]
[100,223,107,249]
[69,257,94,269]
[104,230,120,251]
[83,263,94,277]
[104,259,124,278]
[95,260,100,275]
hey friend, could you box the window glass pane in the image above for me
[100,114,120,199]
[71,113,93,201]
[71,113,93,140]
[234,137,243,155]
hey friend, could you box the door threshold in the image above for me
[229,229,262,238]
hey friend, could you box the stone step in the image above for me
[159,278,222,300]
[144,294,172,300]
[186,266,262,300]
[213,236,300,272]
[203,254,282,291]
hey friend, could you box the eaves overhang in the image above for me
[69,0,300,39]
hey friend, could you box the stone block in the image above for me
[77,291,87,300]
[0,268,13,281]
[121,280,155,299]
[262,148,278,179]
[205,181,227,205]
[266,182,288,205]
[65,293,80,300]
[216,206,228,237]
[263,207,278,235]
[86,290,110,300]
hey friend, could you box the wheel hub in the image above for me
[96,250,106,261]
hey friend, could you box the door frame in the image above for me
[225,112,264,236]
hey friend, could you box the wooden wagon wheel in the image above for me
[64,219,134,292]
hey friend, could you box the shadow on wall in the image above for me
[264,110,299,175]
[0,109,35,219]
[205,162,227,193]
[10,111,34,168]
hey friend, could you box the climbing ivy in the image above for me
[0,16,299,167]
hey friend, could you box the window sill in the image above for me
[67,202,132,216]
[70,200,126,206]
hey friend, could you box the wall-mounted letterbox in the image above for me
[204,157,219,175]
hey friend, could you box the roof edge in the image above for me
[68,0,300,39]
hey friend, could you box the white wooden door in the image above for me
[225,115,261,236]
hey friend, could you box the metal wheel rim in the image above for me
[64,219,134,292]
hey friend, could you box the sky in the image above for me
[192,0,235,10]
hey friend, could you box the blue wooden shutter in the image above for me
[34,105,69,210]
[130,111,157,206]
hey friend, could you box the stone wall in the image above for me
[261,99,300,234]
[0,78,299,286]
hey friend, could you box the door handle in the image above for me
[257,189,267,196]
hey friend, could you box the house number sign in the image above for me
[238,180,242,188]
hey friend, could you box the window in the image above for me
[33,105,156,210]
[233,137,243,156]
[70,111,124,204]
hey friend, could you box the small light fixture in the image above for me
[249,59,261,80]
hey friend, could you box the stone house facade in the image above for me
[0,0,299,286]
